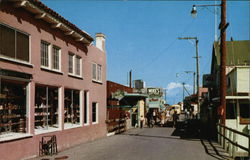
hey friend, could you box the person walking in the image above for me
[173,111,179,128]
[140,116,144,129]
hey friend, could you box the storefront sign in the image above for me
[147,88,162,97]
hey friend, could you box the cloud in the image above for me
[166,82,182,91]
[166,82,192,97]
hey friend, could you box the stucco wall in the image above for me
[0,2,107,160]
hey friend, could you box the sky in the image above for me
[41,0,250,105]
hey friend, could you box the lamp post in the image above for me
[178,37,200,116]
[191,0,227,125]
[185,71,196,95]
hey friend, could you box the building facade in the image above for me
[208,40,250,157]
[0,1,106,160]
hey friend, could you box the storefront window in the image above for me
[64,89,80,128]
[92,102,98,123]
[35,85,58,132]
[0,79,27,138]
[240,103,250,124]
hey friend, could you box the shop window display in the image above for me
[0,79,27,138]
[64,89,80,127]
[35,85,58,132]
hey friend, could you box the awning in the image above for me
[123,93,148,97]
[212,96,250,102]
[120,93,148,106]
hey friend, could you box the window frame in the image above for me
[0,78,31,142]
[92,62,102,83]
[68,52,82,78]
[40,40,62,73]
[0,23,31,64]
[52,45,61,71]
[84,90,89,125]
[64,89,82,129]
[92,102,98,124]
[34,85,60,134]
[239,102,250,124]
[41,40,50,68]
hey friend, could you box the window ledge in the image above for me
[0,133,33,143]
[64,123,82,130]
[92,122,98,125]
[84,123,90,126]
[68,74,83,80]
[92,80,103,84]
[35,127,60,135]
[41,67,64,75]
[0,56,33,68]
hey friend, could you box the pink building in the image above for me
[0,1,107,159]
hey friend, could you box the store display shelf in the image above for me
[2,114,21,119]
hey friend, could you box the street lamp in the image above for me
[191,5,197,18]
[191,4,221,18]
[190,0,228,125]
[178,37,200,116]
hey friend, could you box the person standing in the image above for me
[173,111,179,128]
[140,116,144,129]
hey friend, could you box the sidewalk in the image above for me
[30,125,231,160]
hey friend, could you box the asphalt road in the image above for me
[34,125,231,160]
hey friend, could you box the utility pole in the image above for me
[182,82,185,102]
[185,71,196,95]
[194,39,200,114]
[129,70,132,88]
[220,0,227,125]
[178,37,200,115]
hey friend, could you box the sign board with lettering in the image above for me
[147,88,162,97]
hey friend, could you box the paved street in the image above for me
[33,124,231,160]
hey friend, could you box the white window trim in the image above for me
[68,53,82,78]
[0,79,32,141]
[34,86,61,135]
[63,89,81,129]
[92,102,98,124]
[0,56,33,67]
[92,62,102,83]
[40,41,62,73]
[84,91,90,125]
[52,45,61,71]
[0,133,33,142]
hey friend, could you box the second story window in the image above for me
[40,41,61,72]
[41,41,49,67]
[92,63,102,83]
[92,63,97,80]
[0,23,30,63]
[97,64,102,81]
[68,54,74,74]
[68,52,82,77]
[75,56,81,76]
[52,46,60,70]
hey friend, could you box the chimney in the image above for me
[95,33,105,52]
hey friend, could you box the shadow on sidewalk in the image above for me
[200,140,231,160]
[171,119,231,160]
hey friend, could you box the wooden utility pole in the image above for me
[220,0,227,125]
[195,39,200,114]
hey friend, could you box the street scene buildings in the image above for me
[0,0,249,160]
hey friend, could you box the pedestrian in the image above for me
[146,112,151,128]
[140,116,144,129]
[173,111,179,128]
